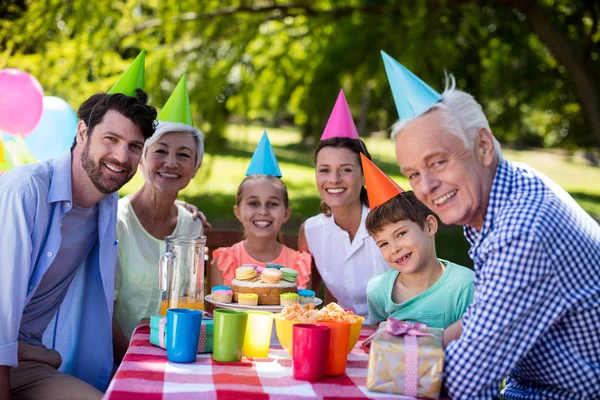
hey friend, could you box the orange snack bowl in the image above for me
[275,315,364,355]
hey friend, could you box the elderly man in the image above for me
[382,52,600,399]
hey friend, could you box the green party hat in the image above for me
[157,75,194,126]
[108,50,146,96]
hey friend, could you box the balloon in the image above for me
[25,96,78,161]
[0,68,44,137]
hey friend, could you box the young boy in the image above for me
[359,153,474,329]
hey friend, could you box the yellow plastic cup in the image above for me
[243,311,274,358]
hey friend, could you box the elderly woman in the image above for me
[113,80,204,351]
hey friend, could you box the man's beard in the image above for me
[81,139,134,194]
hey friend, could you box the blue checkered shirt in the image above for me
[444,159,600,399]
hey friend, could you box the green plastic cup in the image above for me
[213,309,248,362]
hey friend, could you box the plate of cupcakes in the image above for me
[205,263,322,312]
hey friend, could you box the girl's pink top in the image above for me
[213,241,311,287]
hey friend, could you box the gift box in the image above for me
[150,315,214,353]
[366,319,444,399]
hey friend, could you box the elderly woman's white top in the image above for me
[114,196,203,338]
[303,205,390,319]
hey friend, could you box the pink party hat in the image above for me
[320,90,359,141]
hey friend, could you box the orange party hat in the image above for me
[360,153,404,210]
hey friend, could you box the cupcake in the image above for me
[236,266,257,281]
[280,268,299,283]
[212,289,233,303]
[261,268,283,284]
[212,285,230,292]
[297,289,315,305]
[238,293,259,306]
[280,292,300,306]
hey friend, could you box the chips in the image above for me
[276,302,362,323]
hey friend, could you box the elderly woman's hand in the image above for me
[175,199,212,229]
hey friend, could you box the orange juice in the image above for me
[160,296,204,315]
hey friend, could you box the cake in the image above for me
[212,289,233,303]
[231,266,297,305]
[297,289,315,305]
[280,292,300,306]
[238,293,259,306]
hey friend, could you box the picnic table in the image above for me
[103,324,418,399]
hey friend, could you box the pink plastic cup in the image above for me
[292,324,331,381]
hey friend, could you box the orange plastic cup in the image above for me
[317,320,351,376]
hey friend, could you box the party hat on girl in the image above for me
[320,89,360,140]
[158,74,193,126]
[380,51,441,121]
[246,131,282,177]
[108,50,146,96]
[360,153,404,210]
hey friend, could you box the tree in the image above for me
[1,0,598,149]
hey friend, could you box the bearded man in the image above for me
[0,88,156,399]
[383,51,600,399]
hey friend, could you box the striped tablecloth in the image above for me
[103,324,418,400]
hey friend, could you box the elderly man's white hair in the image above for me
[391,76,502,158]
[142,121,205,171]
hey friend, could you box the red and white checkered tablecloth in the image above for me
[103,324,417,400]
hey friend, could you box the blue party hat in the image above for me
[381,51,442,120]
[245,131,282,177]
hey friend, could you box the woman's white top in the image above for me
[304,205,389,319]
[114,196,203,338]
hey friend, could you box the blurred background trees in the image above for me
[1,0,598,150]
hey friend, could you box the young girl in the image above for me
[211,174,311,287]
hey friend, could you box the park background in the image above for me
[1,0,599,267]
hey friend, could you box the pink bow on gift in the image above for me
[385,318,434,337]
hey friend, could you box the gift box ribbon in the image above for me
[385,318,436,397]
[159,312,213,351]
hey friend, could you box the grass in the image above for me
[120,124,600,268]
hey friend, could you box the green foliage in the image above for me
[1,0,598,149]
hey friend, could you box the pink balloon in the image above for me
[0,69,44,137]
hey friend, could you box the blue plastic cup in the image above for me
[166,308,203,363]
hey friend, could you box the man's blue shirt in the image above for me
[444,158,600,399]
[0,151,118,391]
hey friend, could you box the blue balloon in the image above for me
[2,132,14,142]
[25,96,78,161]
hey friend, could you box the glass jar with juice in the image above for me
[159,234,206,314]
